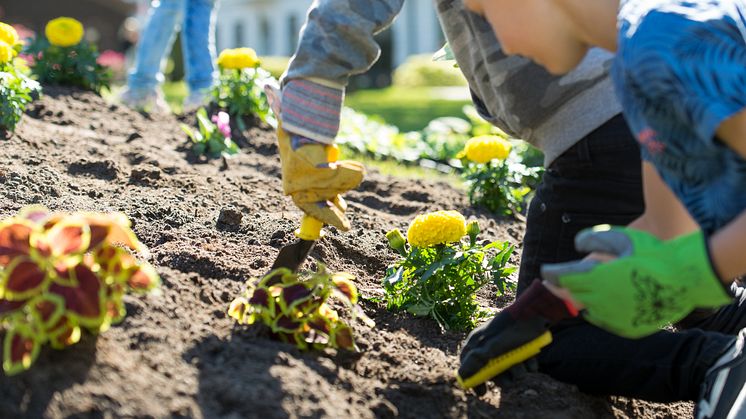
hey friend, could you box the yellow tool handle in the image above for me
[456,331,553,389]
[295,214,324,241]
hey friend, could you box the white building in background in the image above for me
[215,0,444,68]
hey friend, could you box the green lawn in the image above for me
[345,86,472,132]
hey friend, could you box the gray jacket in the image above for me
[282,0,622,166]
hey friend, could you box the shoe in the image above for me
[457,310,552,390]
[119,87,170,114]
[183,88,211,113]
[696,328,746,419]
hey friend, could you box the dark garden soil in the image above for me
[0,87,692,418]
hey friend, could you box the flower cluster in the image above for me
[229,264,373,351]
[0,21,40,133]
[0,206,160,375]
[211,111,232,138]
[211,48,273,128]
[382,213,515,331]
[0,22,21,64]
[27,17,111,93]
[45,17,84,48]
[181,108,240,158]
[406,210,466,248]
[217,48,259,70]
[461,135,511,164]
[460,136,543,216]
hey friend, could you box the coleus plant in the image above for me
[229,263,374,351]
[181,108,240,159]
[0,206,159,375]
[382,211,515,331]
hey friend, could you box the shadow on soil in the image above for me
[184,330,291,418]
[0,335,98,418]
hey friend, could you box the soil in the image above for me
[0,87,693,418]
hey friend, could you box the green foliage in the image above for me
[181,108,239,158]
[210,67,274,128]
[228,264,374,351]
[337,103,540,169]
[392,54,466,88]
[26,37,111,93]
[337,107,425,163]
[345,86,471,132]
[0,64,39,132]
[259,55,290,80]
[381,223,515,331]
[462,148,544,216]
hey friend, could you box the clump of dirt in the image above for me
[0,86,692,418]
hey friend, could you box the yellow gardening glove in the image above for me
[265,84,364,231]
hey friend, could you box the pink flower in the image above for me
[212,112,232,138]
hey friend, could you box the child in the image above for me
[276,0,746,415]
[119,0,219,113]
[458,0,746,416]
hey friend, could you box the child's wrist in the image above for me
[542,279,583,313]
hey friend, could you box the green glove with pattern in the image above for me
[541,225,731,338]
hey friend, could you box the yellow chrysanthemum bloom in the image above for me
[0,40,13,64]
[407,210,466,248]
[217,47,260,69]
[45,17,84,47]
[462,135,512,164]
[0,22,19,47]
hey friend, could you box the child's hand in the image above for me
[264,84,364,231]
[541,225,731,338]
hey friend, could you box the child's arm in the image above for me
[708,109,746,279]
[627,162,699,240]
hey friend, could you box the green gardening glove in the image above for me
[541,225,731,338]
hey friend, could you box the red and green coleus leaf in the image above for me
[18,205,51,224]
[272,314,304,333]
[126,262,159,292]
[275,284,314,315]
[1,257,48,301]
[2,319,42,375]
[331,273,358,304]
[48,264,105,329]
[0,220,35,267]
[0,298,27,319]
[40,220,91,258]
[47,315,81,350]
[79,213,148,256]
[27,294,65,331]
[330,323,355,351]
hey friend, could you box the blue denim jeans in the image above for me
[517,115,740,402]
[128,0,218,93]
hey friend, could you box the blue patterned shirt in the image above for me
[613,0,746,235]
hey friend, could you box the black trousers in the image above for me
[516,115,745,402]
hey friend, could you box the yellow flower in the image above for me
[217,47,260,69]
[462,135,511,164]
[0,22,19,47]
[45,17,84,47]
[0,40,13,64]
[406,210,466,248]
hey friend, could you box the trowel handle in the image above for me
[295,215,323,241]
